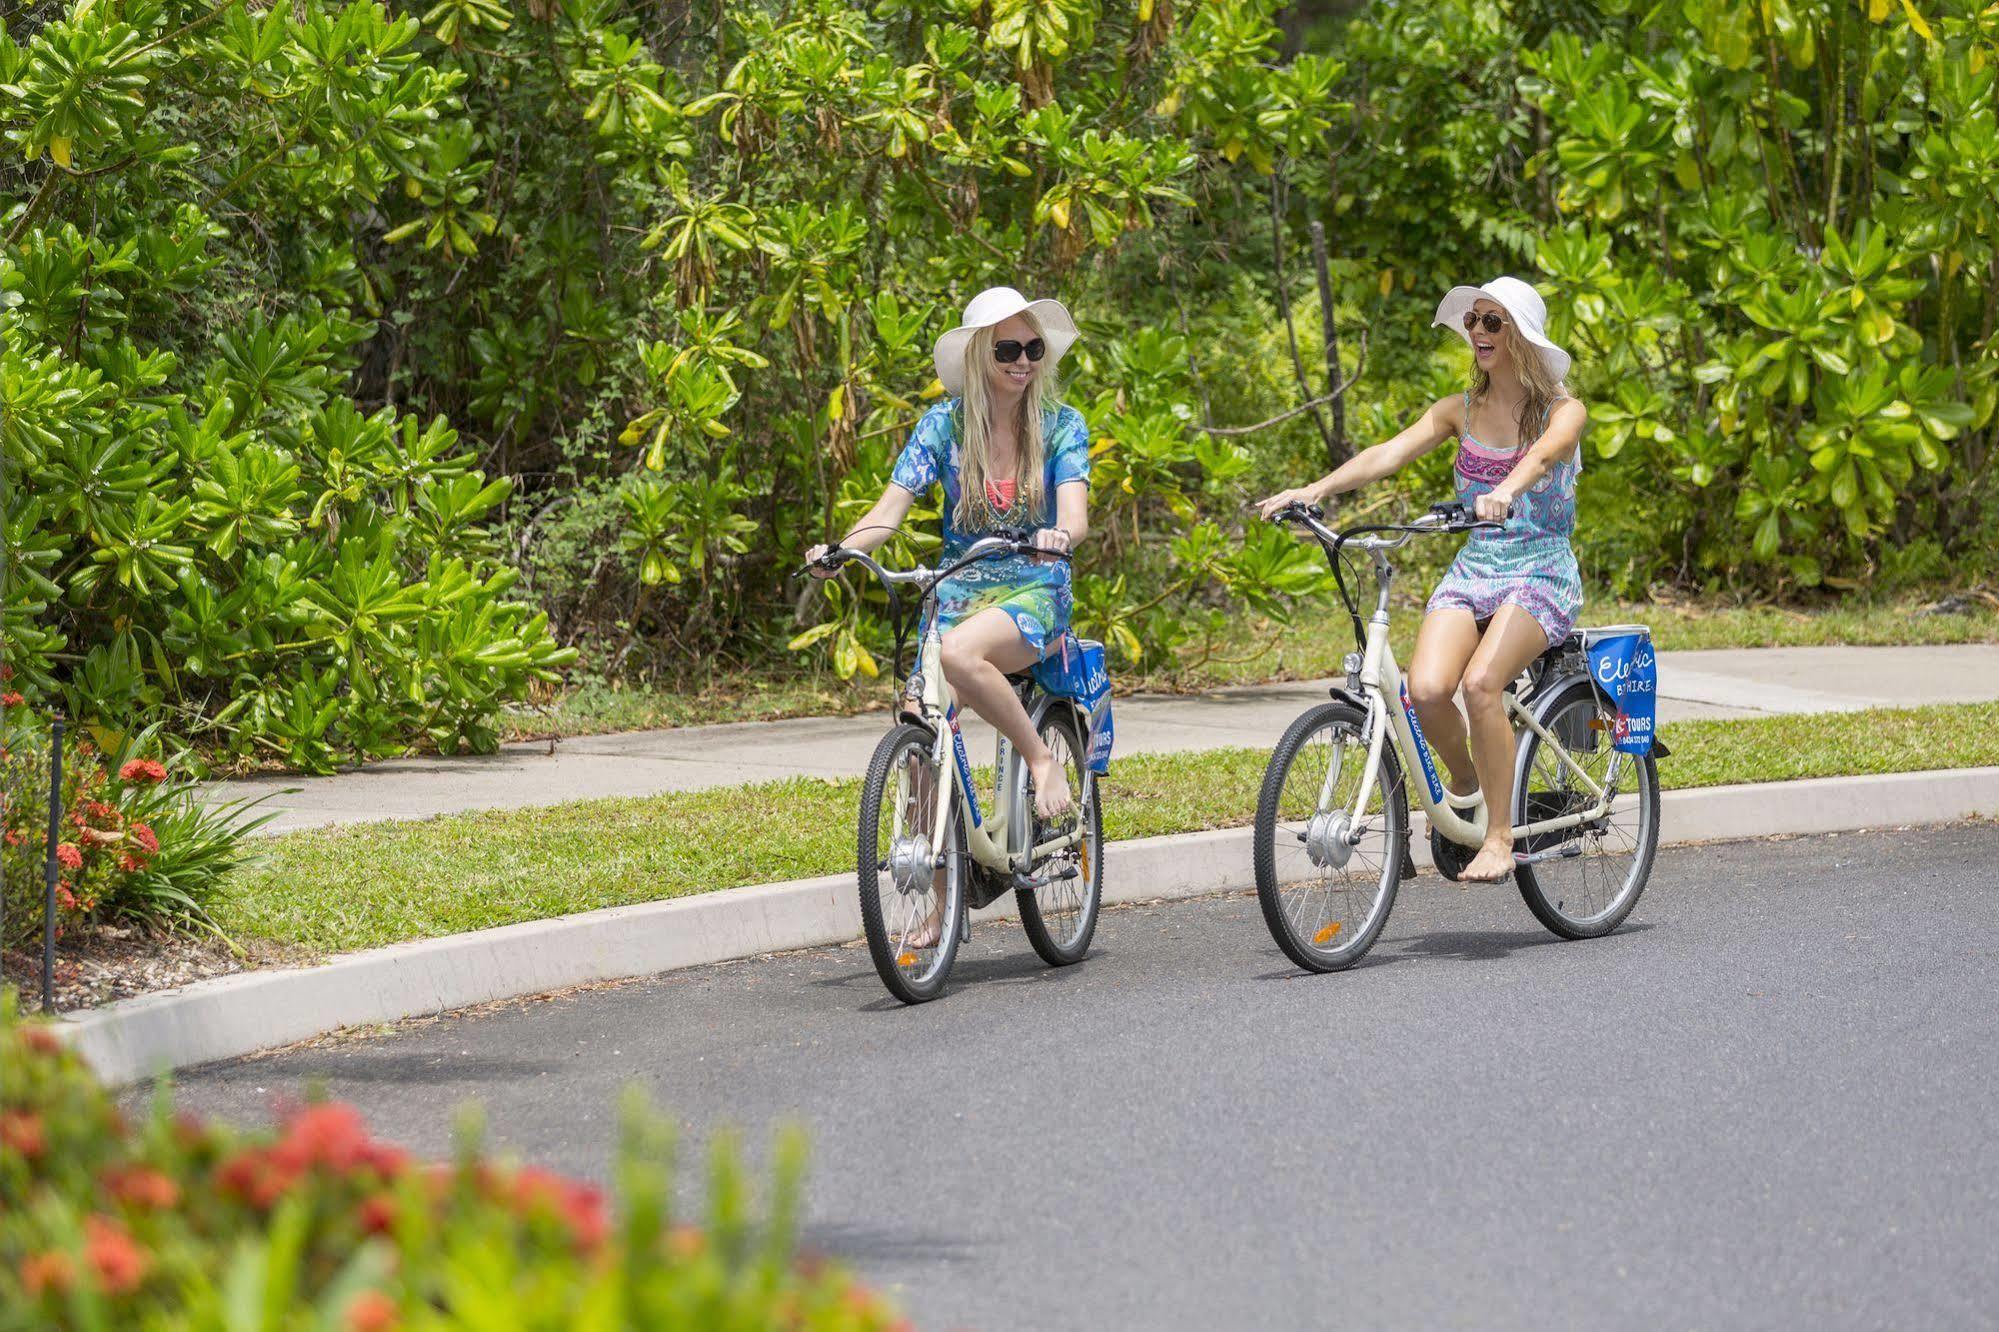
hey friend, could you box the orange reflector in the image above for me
[896,952,917,967]
[1313,923,1342,944]
[1588,718,1609,731]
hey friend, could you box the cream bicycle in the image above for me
[1253,501,1664,973]
[806,531,1109,1004]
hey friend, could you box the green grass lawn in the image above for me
[221,700,1999,956]
[511,594,1998,740]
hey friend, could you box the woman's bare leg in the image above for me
[1458,605,1554,882]
[1407,608,1482,795]
[939,608,1072,818]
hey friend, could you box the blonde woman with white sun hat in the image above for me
[810,286,1092,939]
[1259,275,1588,884]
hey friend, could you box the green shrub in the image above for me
[0,993,905,1330]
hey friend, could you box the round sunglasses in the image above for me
[993,338,1046,364]
[1462,311,1510,335]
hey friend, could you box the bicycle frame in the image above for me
[816,536,1088,881]
[1288,511,1626,851]
[909,624,1088,877]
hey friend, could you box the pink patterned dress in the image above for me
[1425,391,1583,648]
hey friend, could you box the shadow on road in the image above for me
[244,1051,566,1085]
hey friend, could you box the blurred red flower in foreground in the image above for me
[83,1214,151,1294]
[1,1110,46,1159]
[21,1251,74,1298]
[345,1289,400,1332]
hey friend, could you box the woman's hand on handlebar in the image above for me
[1473,489,1515,523]
[1029,526,1072,559]
[1257,486,1326,520]
[804,543,843,579]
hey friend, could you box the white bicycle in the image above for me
[1253,501,1665,973]
[806,530,1108,1004]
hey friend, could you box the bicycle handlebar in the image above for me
[800,526,1070,591]
[1266,500,1502,551]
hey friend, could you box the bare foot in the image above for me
[904,909,945,950]
[1028,754,1074,820]
[1460,841,1514,883]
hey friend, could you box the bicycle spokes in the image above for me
[1270,718,1394,950]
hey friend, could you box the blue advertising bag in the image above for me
[1032,632,1114,774]
[1585,627,1656,756]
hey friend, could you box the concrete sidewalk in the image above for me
[204,644,1999,834]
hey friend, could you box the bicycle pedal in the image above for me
[1513,841,1583,866]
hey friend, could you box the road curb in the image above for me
[58,765,1999,1085]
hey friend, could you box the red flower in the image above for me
[215,1148,301,1210]
[131,823,159,854]
[356,1193,399,1235]
[0,663,13,679]
[3,829,20,847]
[0,1110,46,1160]
[56,842,82,870]
[345,1290,400,1332]
[19,1025,63,1058]
[21,1251,74,1298]
[119,759,167,785]
[273,1102,372,1174]
[103,1164,180,1210]
[0,692,23,708]
[511,1167,611,1250]
[83,1214,151,1295]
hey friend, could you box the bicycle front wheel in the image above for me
[858,722,965,1004]
[1017,707,1102,966]
[1253,701,1406,973]
[1513,676,1660,939]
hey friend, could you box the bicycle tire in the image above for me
[1512,675,1660,940]
[857,722,965,1003]
[1253,700,1407,973]
[1017,707,1103,966]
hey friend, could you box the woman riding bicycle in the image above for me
[810,284,1091,841]
[1258,276,1587,885]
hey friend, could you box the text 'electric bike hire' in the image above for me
[806,530,1113,1004]
[1252,501,1665,974]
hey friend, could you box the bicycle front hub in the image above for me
[887,835,935,897]
[1304,810,1356,870]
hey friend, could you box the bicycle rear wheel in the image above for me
[1512,676,1659,939]
[858,723,964,1003]
[1253,701,1406,973]
[1017,707,1102,966]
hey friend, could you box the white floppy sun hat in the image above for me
[1432,275,1571,383]
[932,286,1079,397]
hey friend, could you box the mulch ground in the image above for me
[2,925,311,1014]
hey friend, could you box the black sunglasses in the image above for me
[993,338,1046,364]
[1462,311,1509,335]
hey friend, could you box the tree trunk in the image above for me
[1309,219,1349,467]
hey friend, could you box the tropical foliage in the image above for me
[2,0,1994,761]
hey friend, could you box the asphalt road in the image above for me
[157,824,1999,1330]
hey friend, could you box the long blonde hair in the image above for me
[954,315,1058,531]
[1472,319,1567,445]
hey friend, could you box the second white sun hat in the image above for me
[1432,275,1571,384]
[932,286,1079,397]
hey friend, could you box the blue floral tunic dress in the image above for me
[1425,391,1584,648]
[890,398,1091,659]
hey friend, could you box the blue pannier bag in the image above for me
[1032,632,1114,774]
[1584,626,1656,756]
